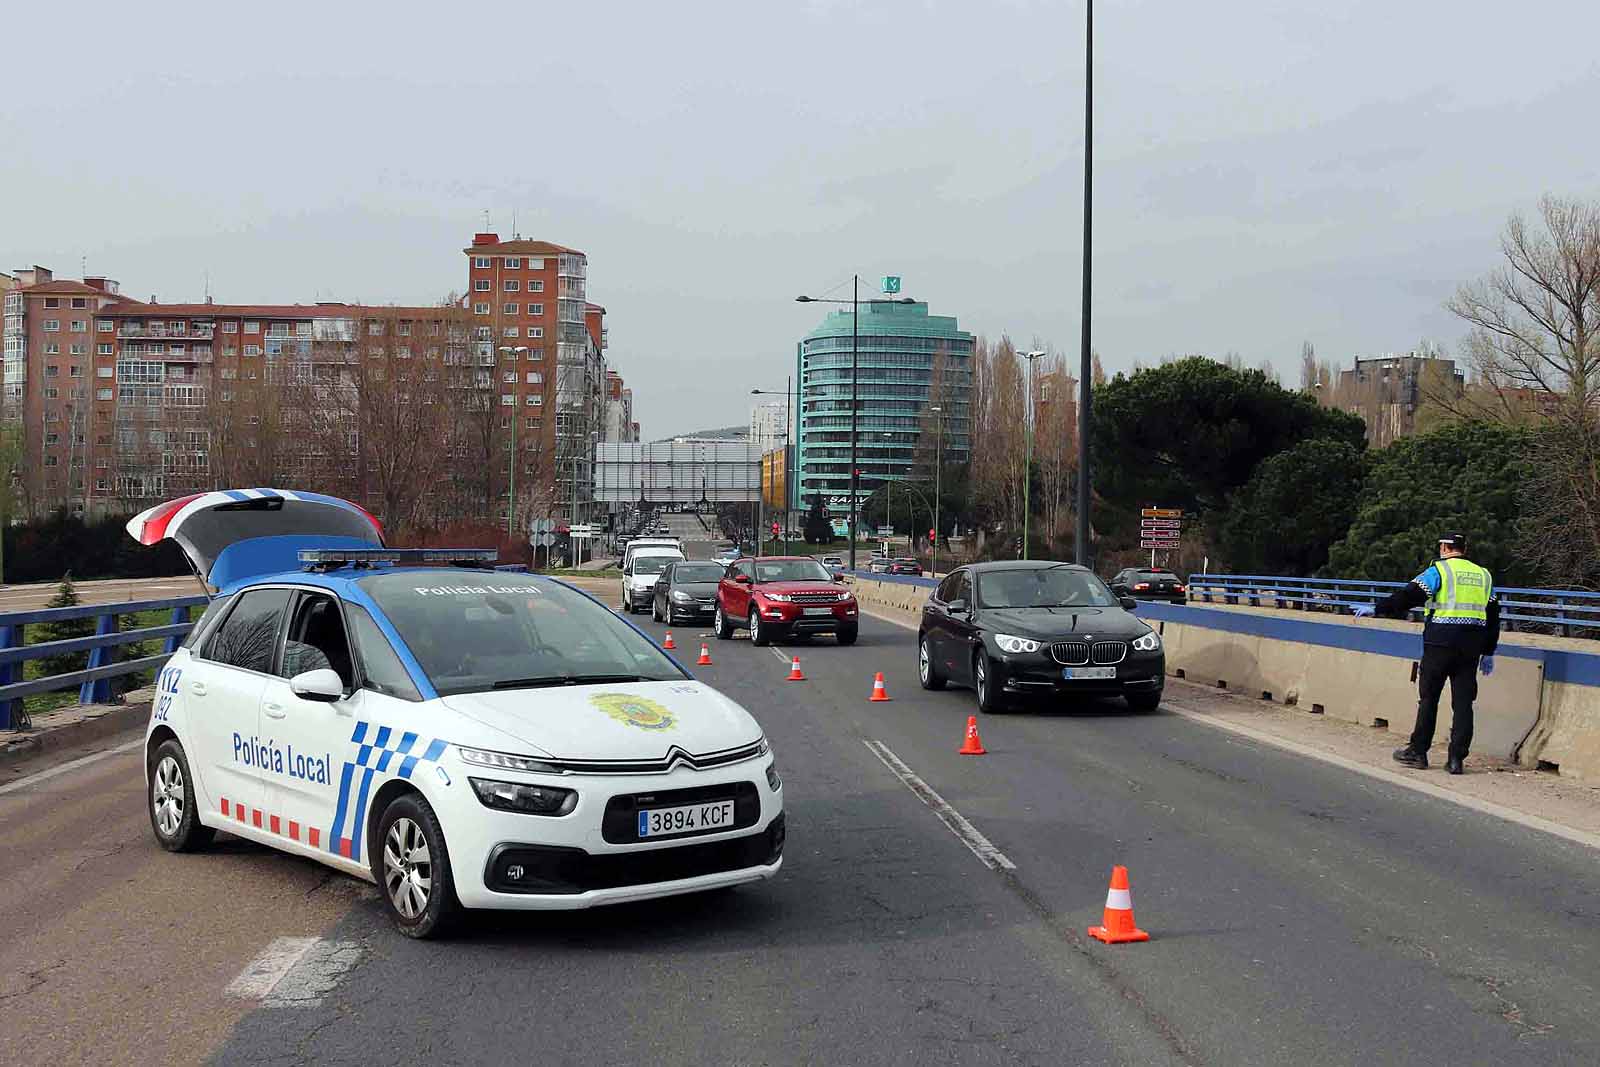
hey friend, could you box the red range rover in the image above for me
[714,556,859,646]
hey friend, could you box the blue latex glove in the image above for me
[1351,604,1375,618]
[1481,655,1495,677]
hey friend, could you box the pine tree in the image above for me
[34,573,93,680]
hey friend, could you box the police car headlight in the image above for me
[1131,630,1162,652]
[456,745,564,775]
[766,761,782,792]
[469,777,578,816]
[994,633,1043,654]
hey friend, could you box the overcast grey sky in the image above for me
[5,0,1597,438]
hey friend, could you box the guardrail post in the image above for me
[1559,596,1571,639]
[78,611,117,706]
[0,623,19,730]
[164,605,191,654]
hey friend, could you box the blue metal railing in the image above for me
[0,595,209,730]
[1187,574,1600,638]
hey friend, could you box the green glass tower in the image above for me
[795,300,973,519]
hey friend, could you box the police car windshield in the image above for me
[977,567,1117,609]
[361,572,685,697]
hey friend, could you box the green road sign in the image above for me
[882,276,901,294]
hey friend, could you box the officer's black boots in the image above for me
[1446,756,1464,775]
[1392,747,1428,769]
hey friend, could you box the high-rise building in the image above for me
[464,234,605,524]
[1331,352,1465,446]
[2,267,125,514]
[604,369,636,443]
[749,400,787,454]
[794,300,973,514]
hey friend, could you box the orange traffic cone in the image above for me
[958,715,987,755]
[1087,865,1150,944]
[663,632,676,650]
[786,656,806,681]
[696,644,713,666]
[869,672,891,702]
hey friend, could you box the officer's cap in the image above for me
[1437,531,1467,550]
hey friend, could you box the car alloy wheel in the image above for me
[152,754,185,838]
[383,816,433,921]
[748,608,762,645]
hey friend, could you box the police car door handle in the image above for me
[263,701,287,719]
[189,681,207,697]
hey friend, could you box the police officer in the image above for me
[1353,532,1500,774]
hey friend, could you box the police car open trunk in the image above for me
[126,489,385,591]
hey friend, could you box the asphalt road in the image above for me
[4,610,1597,1065]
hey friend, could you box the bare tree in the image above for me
[1448,195,1600,585]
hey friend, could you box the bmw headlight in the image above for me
[1131,630,1162,652]
[469,777,578,816]
[456,745,565,775]
[994,633,1043,654]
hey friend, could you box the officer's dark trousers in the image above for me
[1411,643,1479,759]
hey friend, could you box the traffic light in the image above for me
[771,521,780,536]
[928,528,936,543]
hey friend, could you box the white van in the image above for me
[621,540,686,613]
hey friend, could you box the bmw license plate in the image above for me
[637,800,736,838]
[1063,666,1117,680]
[803,607,833,616]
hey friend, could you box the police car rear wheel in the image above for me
[373,793,459,939]
[149,739,214,852]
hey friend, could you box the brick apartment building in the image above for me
[2,233,636,530]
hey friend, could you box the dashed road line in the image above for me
[0,739,143,796]
[226,936,363,1008]
[863,738,1016,871]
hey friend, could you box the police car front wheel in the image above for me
[372,792,460,939]
[149,738,214,852]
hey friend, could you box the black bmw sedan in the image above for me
[918,561,1165,713]
[650,559,729,625]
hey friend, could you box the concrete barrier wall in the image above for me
[847,574,1600,781]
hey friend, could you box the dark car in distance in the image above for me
[651,560,730,625]
[918,561,1165,713]
[889,558,923,576]
[1109,568,1187,604]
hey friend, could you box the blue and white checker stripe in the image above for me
[328,720,447,862]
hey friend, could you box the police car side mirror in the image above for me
[290,668,345,703]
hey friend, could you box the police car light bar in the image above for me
[298,548,499,570]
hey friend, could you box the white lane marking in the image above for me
[864,739,1016,871]
[226,937,363,1007]
[0,738,143,796]
[225,937,318,999]
[770,647,790,663]
[1162,694,1600,854]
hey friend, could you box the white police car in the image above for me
[132,489,784,938]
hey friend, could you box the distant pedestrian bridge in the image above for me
[595,439,762,505]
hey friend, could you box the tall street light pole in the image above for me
[499,345,529,537]
[1075,0,1094,567]
[796,282,915,573]
[930,405,942,577]
[1021,349,1045,559]
[751,377,794,554]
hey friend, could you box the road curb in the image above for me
[0,700,151,767]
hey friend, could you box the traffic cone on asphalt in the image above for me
[869,672,891,702]
[959,715,987,755]
[1087,865,1150,944]
[696,643,713,666]
[663,632,676,650]
[786,656,806,681]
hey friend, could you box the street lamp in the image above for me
[752,377,795,554]
[570,428,598,567]
[499,345,530,537]
[1076,0,1095,567]
[930,404,943,577]
[796,280,916,572]
[1021,349,1045,559]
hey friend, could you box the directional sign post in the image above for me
[1139,508,1184,566]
